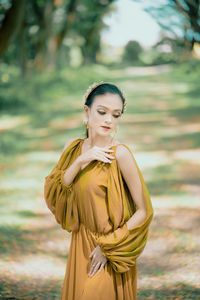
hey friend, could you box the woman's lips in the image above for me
[101,126,110,130]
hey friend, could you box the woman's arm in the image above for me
[44,138,81,231]
[61,138,82,187]
[115,145,147,229]
[96,144,154,273]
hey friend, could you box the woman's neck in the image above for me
[85,135,115,148]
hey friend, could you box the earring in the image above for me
[83,118,89,129]
[111,126,118,138]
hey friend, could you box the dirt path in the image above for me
[1,63,200,299]
[0,203,199,299]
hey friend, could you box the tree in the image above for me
[0,0,116,74]
[0,0,26,57]
[122,40,143,64]
[70,0,116,65]
[134,0,200,50]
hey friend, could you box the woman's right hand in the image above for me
[78,145,115,167]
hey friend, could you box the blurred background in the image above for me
[0,0,200,299]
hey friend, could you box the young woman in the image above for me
[44,82,154,300]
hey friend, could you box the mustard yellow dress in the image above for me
[44,138,154,300]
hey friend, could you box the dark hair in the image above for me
[84,83,126,137]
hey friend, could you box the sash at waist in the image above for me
[78,222,113,239]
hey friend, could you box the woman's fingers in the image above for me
[89,261,101,277]
[98,152,115,164]
[102,148,114,153]
[88,247,107,277]
[104,151,115,162]
[106,153,115,158]
[88,256,97,275]
[104,154,115,162]
[97,262,105,275]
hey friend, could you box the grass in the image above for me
[0,59,200,299]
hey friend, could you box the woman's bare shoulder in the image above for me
[114,142,133,159]
[63,137,80,151]
[114,143,138,177]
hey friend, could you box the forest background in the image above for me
[0,0,200,299]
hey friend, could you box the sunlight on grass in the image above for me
[124,112,169,123]
[121,80,174,97]
[126,64,172,76]
[21,127,49,138]
[0,61,200,299]
[0,115,30,132]
[170,82,190,93]
[172,148,200,164]
[134,151,172,169]
[155,124,200,139]
[20,151,59,163]
[0,255,65,279]
[49,115,80,130]
[0,178,39,190]
[152,194,199,208]
[179,184,200,195]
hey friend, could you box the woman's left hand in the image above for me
[88,245,107,277]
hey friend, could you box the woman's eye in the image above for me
[97,111,121,118]
[98,111,105,115]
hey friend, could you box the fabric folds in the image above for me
[44,139,81,232]
[44,138,154,299]
[95,144,154,273]
[44,138,154,274]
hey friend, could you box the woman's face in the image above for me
[84,93,123,137]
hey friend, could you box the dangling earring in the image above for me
[83,118,89,129]
[111,126,118,138]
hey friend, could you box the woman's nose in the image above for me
[106,114,112,122]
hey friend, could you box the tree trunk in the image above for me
[18,22,28,78]
[0,0,26,58]
[34,0,54,71]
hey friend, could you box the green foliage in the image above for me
[0,63,105,111]
[0,0,116,73]
[0,60,200,298]
[135,0,200,47]
[122,40,144,65]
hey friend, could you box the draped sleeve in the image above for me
[44,138,81,232]
[96,144,154,273]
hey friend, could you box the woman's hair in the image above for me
[84,83,126,137]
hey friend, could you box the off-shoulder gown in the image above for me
[44,138,154,300]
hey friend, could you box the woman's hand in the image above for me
[78,145,115,167]
[88,245,107,277]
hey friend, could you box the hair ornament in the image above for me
[83,81,127,112]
